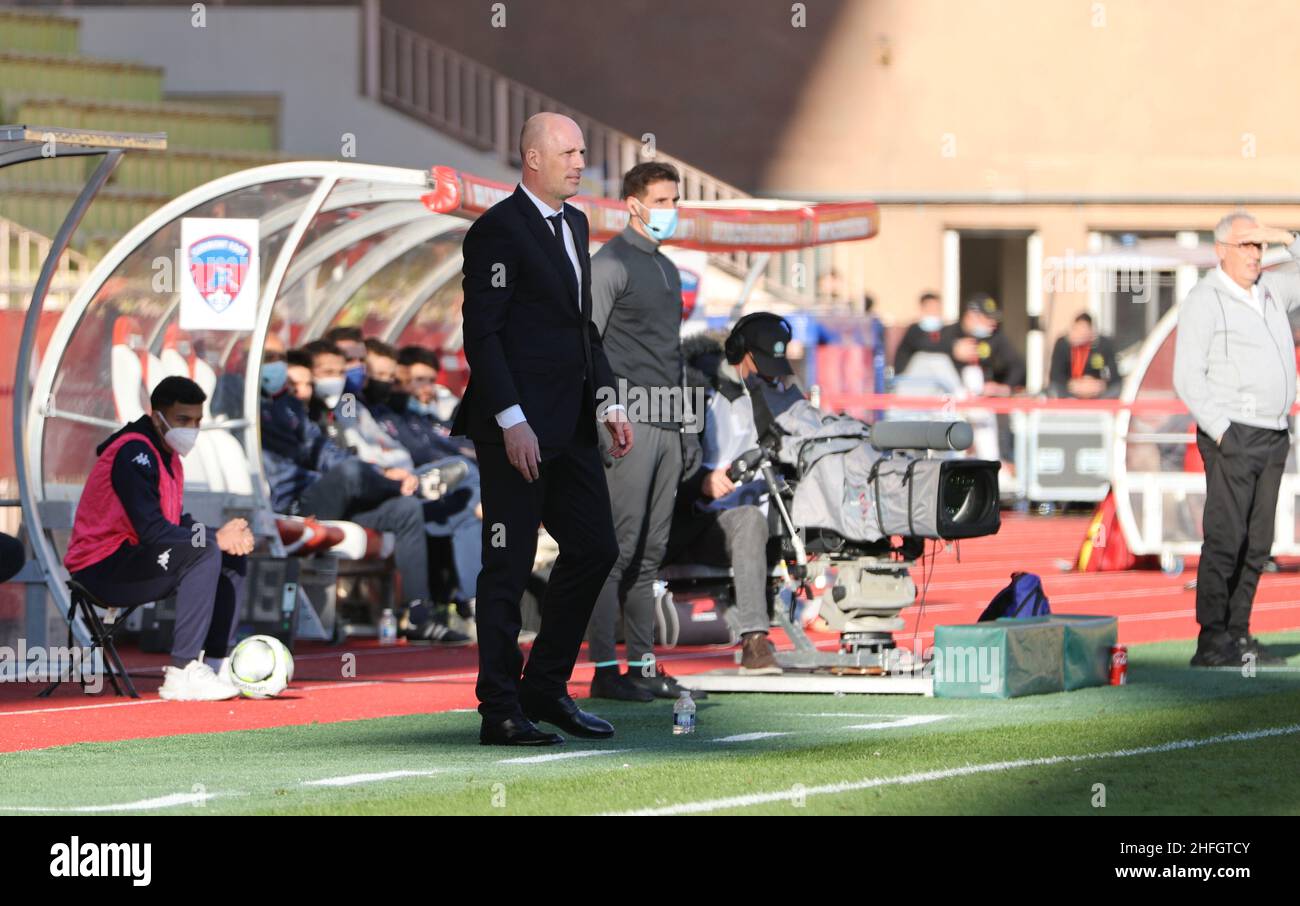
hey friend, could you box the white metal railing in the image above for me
[0,217,90,311]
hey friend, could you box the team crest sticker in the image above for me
[188,235,250,312]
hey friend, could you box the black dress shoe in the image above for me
[590,668,655,702]
[479,716,564,746]
[519,686,614,739]
[626,665,708,700]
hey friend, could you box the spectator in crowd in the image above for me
[1049,312,1121,399]
[65,376,255,700]
[817,269,846,304]
[304,339,349,429]
[285,348,314,403]
[942,293,1024,466]
[893,291,949,375]
[325,338,420,473]
[390,346,472,464]
[396,345,461,428]
[325,325,368,397]
[942,293,1024,396]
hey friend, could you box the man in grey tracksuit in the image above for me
[586,162,699,702]
[1173,211,1300,668]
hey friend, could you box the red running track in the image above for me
[2,513,1297,754]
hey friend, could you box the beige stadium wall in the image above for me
[762,0,1300,198]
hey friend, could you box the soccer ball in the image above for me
[228,635,294,699]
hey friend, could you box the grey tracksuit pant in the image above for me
[587,423,682,667]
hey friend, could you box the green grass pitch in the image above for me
[2,632,1298,816]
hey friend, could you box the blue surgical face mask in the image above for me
[261,361,288,395]
[407,396,433,417]
[969,325,993,339]
[344,364,366,393]
[918,316,943,332]
[635,200,678,241]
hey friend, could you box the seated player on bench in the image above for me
[262,339,470,645]
[64,376,256,701]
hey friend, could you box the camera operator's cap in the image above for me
[963,292,1002,321]
[734,313,794,376]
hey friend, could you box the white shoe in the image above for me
[158,659,240,701]
[214,657,239,692]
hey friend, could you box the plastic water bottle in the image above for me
[672,690,696,735]
[378,608,398,646]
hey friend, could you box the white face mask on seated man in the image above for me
[155,410,200,457]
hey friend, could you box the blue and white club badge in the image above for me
[189,235,249,313]
[180,218,259,331]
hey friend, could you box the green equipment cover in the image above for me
[933,614,1118,698]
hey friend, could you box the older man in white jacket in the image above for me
[1173,211,1300,668]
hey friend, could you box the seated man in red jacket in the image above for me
[64,376,255,701]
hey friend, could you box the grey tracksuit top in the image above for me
[590,225,685,428]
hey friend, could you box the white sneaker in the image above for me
[158,659,240,701]
[214,657,239,692]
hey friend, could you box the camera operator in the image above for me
[667,316,800,675]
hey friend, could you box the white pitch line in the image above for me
[301,769,440,787]
[603,723,1300,816]
[844,715,951,731]
[780,712,925,718]
[0,698,172,718]
[295,680,386,692]
[714,731,791,743]
[0,791,220,812]
[499,749,627,764]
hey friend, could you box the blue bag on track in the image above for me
[978,571,1050,621]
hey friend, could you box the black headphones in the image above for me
[724,312,793,365]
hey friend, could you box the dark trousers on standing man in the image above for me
[1195,422,1290,650]
[473,438,619,721]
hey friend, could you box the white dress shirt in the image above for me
[520,182,582,302]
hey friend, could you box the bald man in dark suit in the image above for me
[453,112,633,746]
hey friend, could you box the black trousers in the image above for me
[71,538,246,662]
[1195,423,1290,648]
[473,438,618,721]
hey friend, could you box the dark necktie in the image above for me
[547,210,581,311]
[547,212,565,248]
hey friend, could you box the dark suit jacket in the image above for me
[451,185,618,451]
